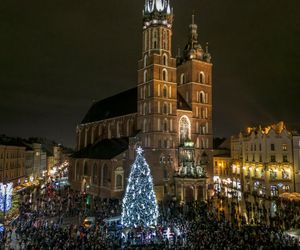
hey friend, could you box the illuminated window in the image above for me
[282,169,290,179]
[116,174,123,189]
[163,103,168,114]
[180,73,185,84]
[282,144,287,151]
[163,54,168,66]
[199,72,205,83]
[199,91,205,103]
[162,69,168,81]
[144,54,148,68]
[179,116,191,143]
[144,70,148,83]
[163,119,168,132]
[163,30,167,50]
[270,170,277,180]
[163,85,168,98]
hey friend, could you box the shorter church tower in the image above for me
[177,15,213,184]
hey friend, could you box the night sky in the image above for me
[1,0,300,147]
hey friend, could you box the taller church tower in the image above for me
[137,0,178,199]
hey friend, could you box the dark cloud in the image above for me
[0,0,300,147]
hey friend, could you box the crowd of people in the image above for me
[2,182,300,249]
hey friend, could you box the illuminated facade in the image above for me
[0,142,26,186]
[293,135,300,192]
[231,122,295,198]
[70,0,213,201]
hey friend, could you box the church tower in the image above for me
[177,15,213,182]
[137,0,178,199]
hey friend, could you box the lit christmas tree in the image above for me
[121,146,159,228]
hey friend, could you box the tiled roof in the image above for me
[81,88,137,124]
[81,87,193,125]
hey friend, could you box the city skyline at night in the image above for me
[0,0,299,147]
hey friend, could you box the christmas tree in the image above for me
[121,146,159,228]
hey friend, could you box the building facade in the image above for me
[230,122,295,198]
[0,140,26,185]
[293,135,300,192]
[70,0,213,201]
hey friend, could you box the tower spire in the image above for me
[192,10,195,25]
[178,12,212,63]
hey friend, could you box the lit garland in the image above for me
[0,182,13,212]
[121,146,159,228]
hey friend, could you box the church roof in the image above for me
[81,87,192,125]
[81,88,138,124]
[72,137,129,160]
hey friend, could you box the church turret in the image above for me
[180,15,212,63]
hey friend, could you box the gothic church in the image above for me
[70,0,213,202]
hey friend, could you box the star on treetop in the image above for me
[136,146,144,155]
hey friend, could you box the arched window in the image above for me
[200,91,206,103]
[163,103,168,114]
[162,69,168,81]
[144,31,148,51]
[163,54,168,66]
[143,103,147,115]
[163,30,167,50]
[163,85,167,98]
[163,119,168,132]
[153,29,158,49]
[144,54,148,68]
[180,73,185,84]
[108,124,111,139]
[163,167,168,179]
[201,108,205,119]
[143,119,147,132]
[93,163,98,184]
[179,115,191,143]
[144,70,148,83]
[116,121,120,137]
[102,164,110,186]
[116,174,123,189]
[83,161,88,176]
[199,72,205,83]
[205,122,209,134]
[126,120,130,136]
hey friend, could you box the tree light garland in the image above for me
[121,146,159,228]
[0,182,13,212]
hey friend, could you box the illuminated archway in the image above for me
[179,115,191,143]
